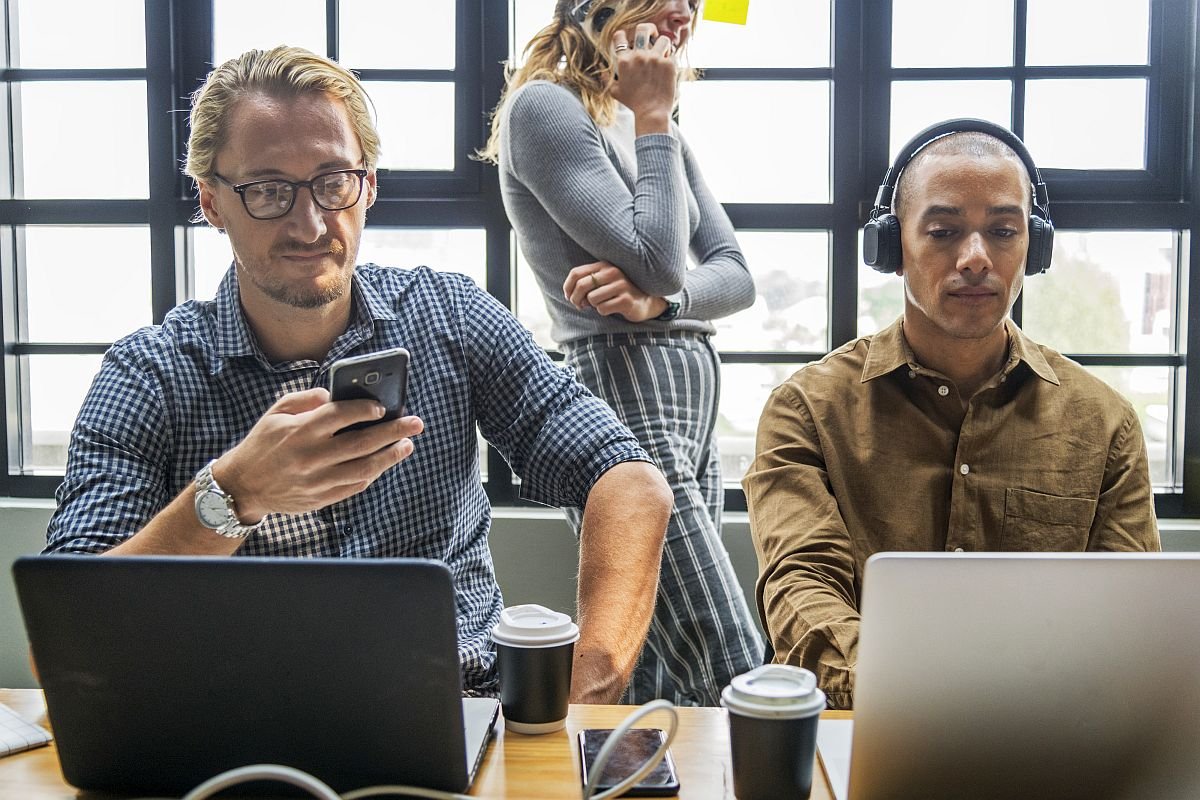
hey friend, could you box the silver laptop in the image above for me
[848,552,1200,800]
[14,555,499,795]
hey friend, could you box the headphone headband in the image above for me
[873,118,1050,219]
[862,118,1054,276]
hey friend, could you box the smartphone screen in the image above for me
[328,347,409,432]
[578,728,680,797]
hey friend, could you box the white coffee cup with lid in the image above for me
[491,604,579,734]
[721,664,827,799]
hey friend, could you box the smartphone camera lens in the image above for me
[365,371,381,385]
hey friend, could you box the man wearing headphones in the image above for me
[743,119,1161,710]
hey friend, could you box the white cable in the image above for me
[582,699,679,800]
[181,764,342,800]
[179,700,678,800]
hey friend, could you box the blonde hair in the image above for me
[478,0,698,163]
[185,45,380,183]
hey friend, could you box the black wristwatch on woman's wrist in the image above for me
[655,294,682,321]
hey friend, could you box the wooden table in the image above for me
[0,689,849,798]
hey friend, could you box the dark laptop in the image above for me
[13,555,499,795]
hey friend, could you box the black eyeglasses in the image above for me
[212,168,369,220]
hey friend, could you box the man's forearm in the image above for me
[571,460,671,703]
[105,483,244,556]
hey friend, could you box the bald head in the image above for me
[894,131,1031,220]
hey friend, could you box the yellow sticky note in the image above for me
[702,0,749,25]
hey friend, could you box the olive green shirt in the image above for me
[743,317,1160,709]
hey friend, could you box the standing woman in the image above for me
[481,0,762,705]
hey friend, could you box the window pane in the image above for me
[892,0,1013,68]
[28,354,102,472]
[14,0,145,68]
[716,231,828,351]
[889,81,1012,161]
[366,82,456,171]
[1024,79,1146,170]
[358,228,486,287]
[16,81,148,199]
[678,80,830,203]
[24,227,152,342]
[1176,367,1187,491]
[513,237,556,351]
[1023,231,1178,356]
[1087,366,1172,487]
[511,0,557,63]
[340,1,454,69]
[212,0,326,65]
[191,226,232,301]
[689,0,830,68]
[1026,0,1149,66]
[857,259,904,338]
[718,363,806,485]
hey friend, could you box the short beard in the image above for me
[242,238,350,309]
[262,279,347,309]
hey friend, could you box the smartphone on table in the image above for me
[328,347,409,433]
[578,728,680,797]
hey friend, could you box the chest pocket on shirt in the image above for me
[1001,488,1096,551]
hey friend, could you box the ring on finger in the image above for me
[590,273,601,289]
[614,43,629,52]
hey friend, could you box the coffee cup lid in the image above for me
[491,604,580,647]
[721,664,827,719]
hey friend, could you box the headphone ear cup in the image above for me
[1026,214,1054,275]
[863,214,903,274]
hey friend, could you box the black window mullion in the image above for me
[1183,0,1200,512]
[828,0,868,351]
[146,0,181,322]
[480,0,515,502]
[326,0,338,62]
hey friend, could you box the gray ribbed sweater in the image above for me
[498,80,755,344]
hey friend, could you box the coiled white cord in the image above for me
[175,699,679,800]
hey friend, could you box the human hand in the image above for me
[213,387,424,522]
[563,261,669,322]
[609,24,677,136]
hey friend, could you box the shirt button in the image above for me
[938,385,950,397]
[908,370,917,379]
[960,463,970,475]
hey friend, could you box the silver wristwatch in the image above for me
[194,459,261,539]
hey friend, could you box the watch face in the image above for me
[196,491,229,529]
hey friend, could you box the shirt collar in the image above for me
[860,316,1060,386]
[210,264,400,369]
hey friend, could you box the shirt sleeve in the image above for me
[676,134,756,321]
[459,283,650,508]
[742,380,860,709]
[503,82,689,298]
[45,343,174,554]
[1087,403,1161,551]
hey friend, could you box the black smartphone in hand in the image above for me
[578,728,680,797]
[328,347,409,432]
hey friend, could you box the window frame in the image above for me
[0,0,1194,520]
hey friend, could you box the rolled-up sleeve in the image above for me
[46,343,173,554]
[461,285,649,508]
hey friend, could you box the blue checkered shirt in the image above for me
[46,264,650,692]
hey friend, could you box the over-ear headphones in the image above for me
[862,118,1054,276]
[568,0,615,30]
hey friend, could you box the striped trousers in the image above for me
[563,330,763,706]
